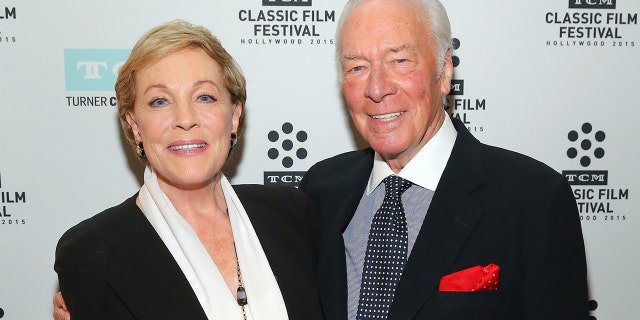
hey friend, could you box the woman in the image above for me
[54,20,322,320]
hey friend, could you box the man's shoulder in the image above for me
[233,184,310,205]
[452,121,562,181]
[299,148,373,195]
[478,143,565,185]
[307,148,374,174]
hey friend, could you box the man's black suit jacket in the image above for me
[299,117,588,320]
[55,185,323,320]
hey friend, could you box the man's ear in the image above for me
[439,50,454,95]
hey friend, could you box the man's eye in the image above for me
[395,58,408,64]
[350,66,364,72]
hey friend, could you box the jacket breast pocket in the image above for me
[435,290,500,309]
[425,289,517,320]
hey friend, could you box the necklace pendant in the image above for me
[237,286,248,306]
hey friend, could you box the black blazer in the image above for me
[299,117,588,320]
[55,185,323,320]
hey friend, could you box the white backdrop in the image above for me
[0,0,638,319]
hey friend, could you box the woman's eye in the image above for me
[149,98,168,108]
[197,94,217,103]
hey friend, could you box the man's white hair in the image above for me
[335,0,452,78]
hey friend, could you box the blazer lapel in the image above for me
[106,214,208,320]
[317,150,373,320]
[388,119,487,320]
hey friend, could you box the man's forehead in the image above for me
[341,43,420,59]
[340,10,429,47]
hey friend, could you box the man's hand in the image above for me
[52,291,70,320]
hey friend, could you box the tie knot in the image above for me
[382,175,412,198]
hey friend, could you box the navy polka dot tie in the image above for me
[356,175,412,320]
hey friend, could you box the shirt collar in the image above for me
[366,115,457,194]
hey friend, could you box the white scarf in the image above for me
[138,167,289,320]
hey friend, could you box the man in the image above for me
[299,0,588,319]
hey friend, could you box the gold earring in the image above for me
[230,133,238,148]
[136,142,146,158]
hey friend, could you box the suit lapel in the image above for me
[389,119,487,320]
[317,150,373,320]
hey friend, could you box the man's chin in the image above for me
[374,145,410,161]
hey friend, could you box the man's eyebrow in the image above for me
[342,54,361,61]
[388,43,416,53]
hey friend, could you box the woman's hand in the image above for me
[52,291,70,320]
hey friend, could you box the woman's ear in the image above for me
[232,102,243,133]
[126,111,142,142]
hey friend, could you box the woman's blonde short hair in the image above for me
[115,20,247,162]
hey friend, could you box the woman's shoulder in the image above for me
[56,193,143,249]
[55,193,147,272]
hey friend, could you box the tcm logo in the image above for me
[569,0,616,9]
[64,49,130,91]
[264,172,306,187]
[263,0,312,6]
[563,122,608,186]
[264,122,309,187]
[0,7,16,19]
[562,170,608,185]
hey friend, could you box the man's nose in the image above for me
[364,65,397,102]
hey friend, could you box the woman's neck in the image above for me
[156,172,228,221]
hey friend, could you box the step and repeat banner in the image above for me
[1,0,638,319]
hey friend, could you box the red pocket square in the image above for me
[439,263,500,292]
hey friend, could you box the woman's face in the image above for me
[126,47,241,191]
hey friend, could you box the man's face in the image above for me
[340,0,452,171]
